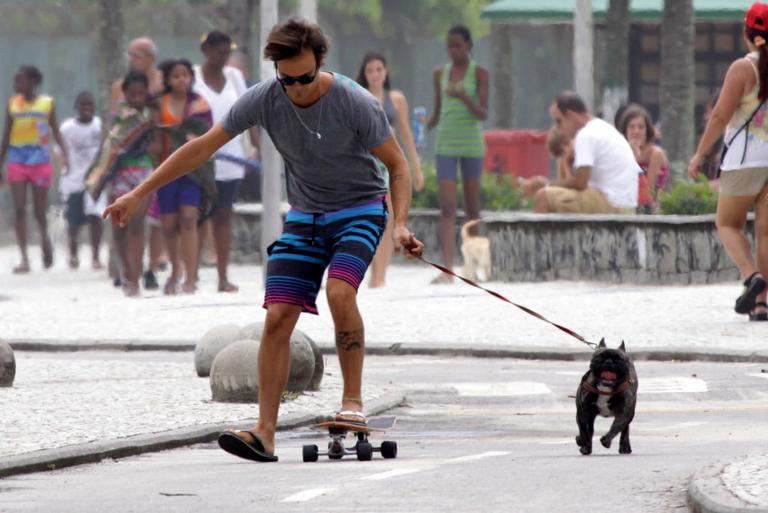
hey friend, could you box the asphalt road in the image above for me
[2,355,768,513]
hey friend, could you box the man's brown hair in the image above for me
[264,18,330,65]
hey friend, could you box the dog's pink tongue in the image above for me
[600,371,617,381]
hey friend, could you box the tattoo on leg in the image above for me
[336,329,364,351]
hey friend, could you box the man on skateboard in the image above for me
[104,18,424,462]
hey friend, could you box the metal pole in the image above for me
[260,0,282,282]
[573,0,595,110]
[299,0,317,21]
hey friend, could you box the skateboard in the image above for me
[302,415,398,462]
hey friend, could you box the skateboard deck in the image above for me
[310,415,397,433]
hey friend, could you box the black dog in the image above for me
[575,339,638,455]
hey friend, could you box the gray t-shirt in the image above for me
[222,73,392,212]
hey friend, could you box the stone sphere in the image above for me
[210,339,260,402]
[0,340,15,388]
[194,324,243,377]
[237,322,264,342]
[238,322,324,391]
[209,335,317,403]
[294,332,324,391]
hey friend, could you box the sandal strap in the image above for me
[336,410,366,418]
[744,272,765,286]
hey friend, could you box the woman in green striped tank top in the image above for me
[427,25,489,284]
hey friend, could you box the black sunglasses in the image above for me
[275,64,317,86]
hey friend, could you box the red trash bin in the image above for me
[483,129,549,179]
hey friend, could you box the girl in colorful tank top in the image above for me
[155,58,213,295]
[0,65,68,274]
[688,2,768,322]
[619,105,669,213]
[427,25,489,284]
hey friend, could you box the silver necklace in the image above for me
[287,96,323,140]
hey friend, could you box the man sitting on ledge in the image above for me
[534,91,640,214]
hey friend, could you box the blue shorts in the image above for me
[436,155,484,182]
[157,176,202,214]
[264,197,388,315]
[214,179,241,210]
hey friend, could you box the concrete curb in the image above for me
[688,461,768,513]
[8,339,768,363]
[0,391,407,479]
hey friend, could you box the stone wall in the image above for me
[233,206,750,285]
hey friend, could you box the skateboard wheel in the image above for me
[302,444,319,462]
[356,442,373,461]
[381,441,397,459]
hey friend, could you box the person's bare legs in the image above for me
[160,212,181,294]
[67,220,82,269]
[533,187,551,213]
[31,184,52,269]
[148,224,166,272]
[463,176,482,235]
[179,205,199,292]
[716,194,759,279]
[198,218,217,267]
[326,278,366,413]
[368,197,393,288]
[434,179,457,284]
[752,184,768,314]
[88,215,103,268]
[116,197,149,295]
[212,207,238,292]
[11,181,30,272]
[227,303,302,455]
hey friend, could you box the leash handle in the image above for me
[416,255,597,349]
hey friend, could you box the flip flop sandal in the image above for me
[334,410,368,427]
[218,430,278,463]
[749,302,768,322]
[735,273,767,314]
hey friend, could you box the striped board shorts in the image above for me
[264,197,388,315]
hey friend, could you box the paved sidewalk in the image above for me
[1,245,767,354]
[689,454,768,512]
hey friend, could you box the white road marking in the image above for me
[282,488,334,502]
[447,451,511,463]
[638,377,708,394]
[359,468,422,481]
[641,421,707,432]
[747,373,768,380]
[452,382,551,397]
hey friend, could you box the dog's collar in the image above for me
[582,378,634,396]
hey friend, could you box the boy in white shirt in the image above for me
[534,91,640,214]
[59,92,105,269]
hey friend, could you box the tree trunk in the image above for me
[96,0,125,127]
[491,23,514,128]
[224,0,257,75]
[573,0,595,110]
[660,0,695,185]
[603,0,630,124]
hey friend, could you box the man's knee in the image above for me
[263,304,301,339]
[755,215,768,237]
[326,279,357,310]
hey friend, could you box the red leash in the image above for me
[416,255,597,349]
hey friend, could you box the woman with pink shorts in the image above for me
[0,65,68,273]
